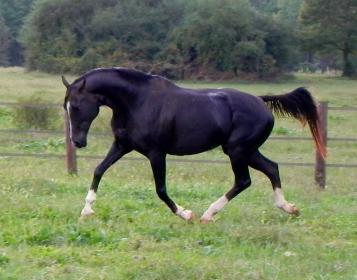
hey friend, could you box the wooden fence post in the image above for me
[64,112,77,175]
[315,102,328,188]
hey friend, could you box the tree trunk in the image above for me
[342,48,354,77]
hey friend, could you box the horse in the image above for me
[62,67,326,223]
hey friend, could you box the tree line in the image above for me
[0,0,356,79]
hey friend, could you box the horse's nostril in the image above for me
[73,140,86,148]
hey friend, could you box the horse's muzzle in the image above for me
[73,139,87,148]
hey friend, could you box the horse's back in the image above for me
[162,89,232,155]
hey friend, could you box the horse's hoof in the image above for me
[180,209,195,222]
[280,203,300,216]
[200,216,214,224]
[80,208,95,218]
[289,204,300,216]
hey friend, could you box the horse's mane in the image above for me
[73,67,150,83]
[115,68,153,84]
[71,67,175,89]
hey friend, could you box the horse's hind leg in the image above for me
[201,152,251,223]
[248,150,299,215]
[149,151,195,221]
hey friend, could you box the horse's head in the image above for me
[62,76,100,148]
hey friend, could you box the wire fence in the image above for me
[0,101,356,187]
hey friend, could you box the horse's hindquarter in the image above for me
[224,89,275,150]
[166,88,275,155]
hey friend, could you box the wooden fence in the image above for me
[1,102,357,188]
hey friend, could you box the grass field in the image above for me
[0,68,356,279]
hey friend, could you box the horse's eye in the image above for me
[67,101,80,111]
[71,104,79,110]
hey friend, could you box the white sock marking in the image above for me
[274,188,287,208]
[201,196,229,221]
[274,188,299,215]
[81,190,96,217]
[175,204,194,221]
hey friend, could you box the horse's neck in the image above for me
[99,80,144,112]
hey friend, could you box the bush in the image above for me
[13,95,60,130]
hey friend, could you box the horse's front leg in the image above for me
[81,141,131,218]
[149,152,195,221]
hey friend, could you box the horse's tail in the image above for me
[260,87,326,158]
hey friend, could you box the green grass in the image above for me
[0,68,356,279]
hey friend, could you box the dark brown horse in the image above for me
[62,67,325,223]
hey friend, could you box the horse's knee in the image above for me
[156,188,168,200]
[94,166,105,179]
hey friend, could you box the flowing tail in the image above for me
[260,87,326,158]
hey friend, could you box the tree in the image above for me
[89,0,184,65]
[172,0,295,77]
[250,0,278,14]
[275,0,303,28]
[20,0,306,78]
[300,0,357,76]
[22,0,185,74]
[22,0,116,73]
[0,0,35,65]
[0,15,11,66]
[173,0,263,73]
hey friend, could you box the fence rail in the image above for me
[1,128,357,142]
[1,102,357,188]
[1,152,357,168]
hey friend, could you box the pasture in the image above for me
[0,68,356,279]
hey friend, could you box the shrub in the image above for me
[13,95,60,130]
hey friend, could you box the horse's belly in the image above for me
[167,125,227,155]
[163,96,231,155]
[168,141,221,155]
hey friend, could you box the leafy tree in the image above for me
[0,0,35,65]
[0,15,11,66]
[18,0,309,78]
[0,0,34,36]
[22,0,184,74]
[275,0,303,28]
[300,0,357,76]
[173,0,295,77]
[89,0,184,66]
[22,0,115,73]
[250,0,278,14]
[174,0,263,73]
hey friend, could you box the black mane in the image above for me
[70,67,176,90]
[72,67,152,85]
[115,68,153,84]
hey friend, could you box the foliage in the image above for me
[173,0,301,78]
[0,0,350,78]
[13,95,59,130]
[0,0,35,65]
[0,15,11,66]
[20,0,305,78]
[300,0,357,77]
[174,0,258,74]
[22,0,185,75]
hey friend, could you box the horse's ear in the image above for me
[62,76,70,88]
[78,78,86,92]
